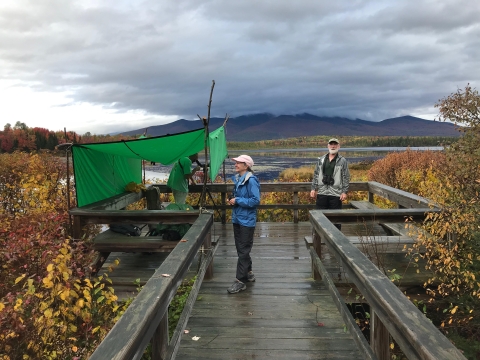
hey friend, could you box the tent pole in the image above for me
[222,113,229,184]
[199,80,215,208]
[223,161,226,183]
[64,127,73,237]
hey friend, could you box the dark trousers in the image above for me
[316,194,342,230]
[233,223,255,282]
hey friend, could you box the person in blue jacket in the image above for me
[226,155,261,294]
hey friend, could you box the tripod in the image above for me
[195,185,223,222]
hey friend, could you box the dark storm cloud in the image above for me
[1,0,479,133]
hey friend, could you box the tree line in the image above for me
[1,121,459,154]
[0,122,137,153]
[228,135,458,150]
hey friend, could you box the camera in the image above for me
[322,174,334,186]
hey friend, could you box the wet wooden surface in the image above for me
[176,222,365,359]
[96,220,431,357]
[100,220,427,301]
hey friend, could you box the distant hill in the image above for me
[117,114,460,141]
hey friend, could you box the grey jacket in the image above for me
[311,154,350,197]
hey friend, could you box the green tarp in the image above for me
[208,126,228,182]
[72,126,228,207]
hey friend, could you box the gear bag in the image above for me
[148,203,193,240]
[109,223,142,237]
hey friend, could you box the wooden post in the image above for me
[293,191,299,224]
[72,216,83,239]
[368,191,374,204]
[151,313,169,360]
[204,229,213,279]
[312,229,322,280]
[145,186,162,210]
[146,187,162,232]
[371,309,390,360]
[221,192,226,224]
[146,187,162,210]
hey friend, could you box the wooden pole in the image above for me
[64,127,73,237]
[199,80,215,208]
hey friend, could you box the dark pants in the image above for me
[316,194,342,230]
[233,223,255,282]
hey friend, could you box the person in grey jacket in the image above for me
[226,154,261,294]
[310,138,350,230]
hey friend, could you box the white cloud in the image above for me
[0,0,479,133]
[0,80,177,134]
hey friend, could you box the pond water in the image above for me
[145,147,443,182]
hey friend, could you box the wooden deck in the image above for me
[101,219,427,301]
[175,222,364,359]
[95,219,430,358]
[79,182,467,360]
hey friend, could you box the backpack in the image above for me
[147,203,193,240]
[109,223,142,236]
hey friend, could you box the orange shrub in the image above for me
[367,149,447,194]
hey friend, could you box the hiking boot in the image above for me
[227,280,246,294]
[247,271,256,282]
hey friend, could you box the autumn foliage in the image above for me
[0,152,124,359]
[414,85,480,340]
[0,121,139,154]
[367,149,447,194]
[366,86,480,351]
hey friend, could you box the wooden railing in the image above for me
[69,182,350,235]
[68,181,460,359]
[152,182,365,224]
[89,213,215,360]
[307,183,465,360]
[69,181,433,235]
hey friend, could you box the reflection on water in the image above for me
[146,147,443,182]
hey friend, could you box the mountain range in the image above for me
[118,114,460,141]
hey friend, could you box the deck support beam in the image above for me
[151,314,169,360]
[371,310,390,360]
[204,228,213,280]
[312,230,322,280]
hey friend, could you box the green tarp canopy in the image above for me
[72,126,228,207]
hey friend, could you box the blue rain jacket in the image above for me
[231,171,261,227]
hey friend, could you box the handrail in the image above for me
[69,181,435,237]
[308,246,377,360]
[309,210,466,360]
[164,238,219,360]
[152,181,369,193]
[89,213,214,360]
[367,181,433,208]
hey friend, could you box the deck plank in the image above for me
[96,221,428,356]
[176,222,365,359]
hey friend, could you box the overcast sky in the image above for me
[1,0,478,134]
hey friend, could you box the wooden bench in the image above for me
[89,227,219,275]
[93,229,179,253]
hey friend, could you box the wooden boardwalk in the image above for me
[101,219,425,301]
[97,220,430,358]
[175,222,364,359]
[78,183,467,360]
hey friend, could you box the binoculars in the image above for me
[322,174,334,186]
